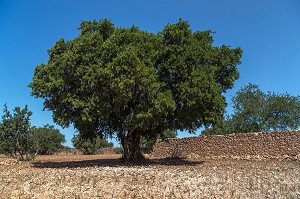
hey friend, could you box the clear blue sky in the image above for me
[0,0,300,147]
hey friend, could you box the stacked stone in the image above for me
[151,130,300,160]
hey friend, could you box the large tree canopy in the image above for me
[202,83,300,135]
[30,19,242,162]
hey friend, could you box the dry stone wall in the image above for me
[150,130,300,159]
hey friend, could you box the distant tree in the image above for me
[72,134,113,155]
[30,125,66,155]
[201,117,230,136]
[0,104,37,160]
[29,19,242,163]
[261,92,300,131]
[140,129,177,149]
[202,84,300,135]
[62,145,72,149]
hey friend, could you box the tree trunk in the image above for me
[120,129,145,163]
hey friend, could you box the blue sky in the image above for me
[0,0,300,147]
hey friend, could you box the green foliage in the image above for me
[29,19,242,162]
[30,124,66,155]
[0,105,66,159]
[140,129,177,149]
[114,147,123,154]
[0,104,37,161]
[202,83,300,135]
[72,134,113,155]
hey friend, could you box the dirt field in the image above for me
[0,154,299,198]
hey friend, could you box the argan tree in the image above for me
[0,105,37,160]
[29,19,242,163]
[202,83,300,135]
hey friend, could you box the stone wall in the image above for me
[150,130,300,159]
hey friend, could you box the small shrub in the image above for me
[0,104,37,161]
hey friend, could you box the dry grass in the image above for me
[0,154,299,198]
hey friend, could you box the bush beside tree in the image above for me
[0,104,67,160]
[30,125,66,155]
[72,134,113,155]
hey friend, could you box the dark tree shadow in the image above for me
[32,157,203,169]
[32,158,123,168]
[149,157,203,166]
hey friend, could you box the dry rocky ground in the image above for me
[0,154,299,198]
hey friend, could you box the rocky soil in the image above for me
[0,155,299,198]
